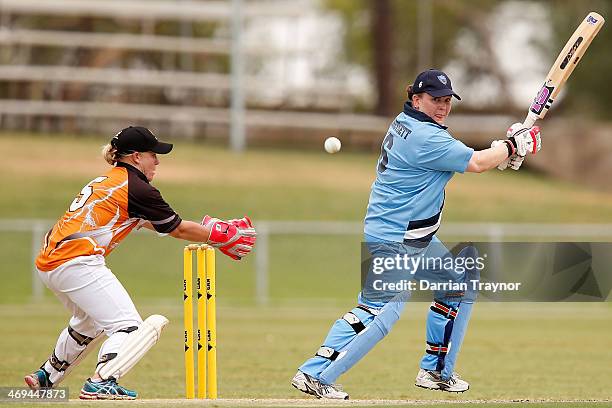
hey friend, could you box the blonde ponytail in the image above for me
[102,144,118,165]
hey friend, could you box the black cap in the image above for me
[412,69,461,100]
[111,126,173,155]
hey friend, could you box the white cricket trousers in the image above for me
[37,255,142,384]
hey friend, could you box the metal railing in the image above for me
[3,219,612,304]
[0,0,305,20]
[0,28,315,56]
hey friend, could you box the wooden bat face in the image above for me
[526,12,604,126]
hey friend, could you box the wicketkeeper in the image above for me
[292,69,542,399]
[24,126,257,399]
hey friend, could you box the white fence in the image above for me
[3,219,612,304]
[0,0,516,149]
[0,0,362,148]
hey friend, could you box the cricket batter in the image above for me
[292,69,541,399]
[24,126,257,399]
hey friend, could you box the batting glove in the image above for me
[496,123,542,170]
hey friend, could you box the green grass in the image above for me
[1,132,612,402]
[3,132,612,222]
[0,302,610,402]
[2,404,611,408]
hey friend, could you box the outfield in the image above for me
[0,133,611,405]
[1,303,610,404]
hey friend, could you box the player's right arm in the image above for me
[465,143,512,173]
[142,217,256,260]
[141,219,208,241]
[466,125,542,173]
[169,220,210,241]
[169,218,257,260]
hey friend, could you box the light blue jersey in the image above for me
[364,102,473,243]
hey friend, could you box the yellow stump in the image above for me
[183,246,195,399]
[205,247,217,399]
[184,244,218,399]
[196,247,207,399]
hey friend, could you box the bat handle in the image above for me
[522,112,538,128]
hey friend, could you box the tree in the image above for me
[326,0,500,114]
[325,0,611,119]
[371,0,394,116]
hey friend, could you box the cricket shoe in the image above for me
[415,368,469,393]
[24,369,53,390]
[291,370,349,400]
[79,377,137,400]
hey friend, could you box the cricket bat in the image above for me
[524,11,605,127]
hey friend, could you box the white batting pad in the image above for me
[97,314,169,380]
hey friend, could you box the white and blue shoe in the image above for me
[415,368,469,393]
[79,377,137,400]
[291,370,349,400]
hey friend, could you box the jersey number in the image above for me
[69,176,108,212]
[377,132,394,173]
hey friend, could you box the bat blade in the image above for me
[525,11,604,126]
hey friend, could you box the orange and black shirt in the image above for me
[36,162,181,272]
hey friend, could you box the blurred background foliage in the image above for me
[0,0,609,186]
[4,0,610,118]
[548,0,611,118]
[324,0,611,118]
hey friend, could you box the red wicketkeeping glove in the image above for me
[201,215,257,260]
[227,216,255,230]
